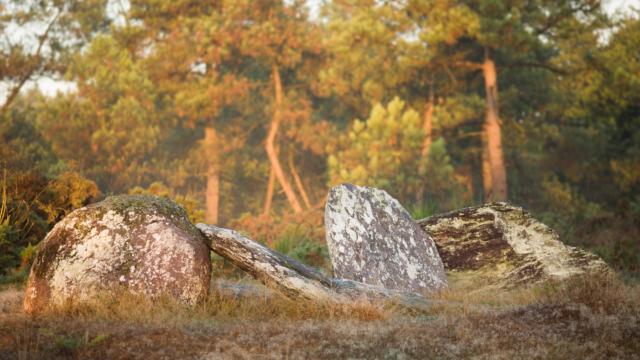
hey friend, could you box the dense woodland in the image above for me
[1,0,639,281]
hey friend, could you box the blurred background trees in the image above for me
[1,0,638,280]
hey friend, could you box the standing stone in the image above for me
[24,195,211,314]
[325,184,447,294]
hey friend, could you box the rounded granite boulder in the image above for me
[23,195,211,314]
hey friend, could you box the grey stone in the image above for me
[24,195,211,313]
[325,184,447,294]
[418,202,611,287]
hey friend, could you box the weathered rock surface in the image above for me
[418,202,610,287]
[325,184,447,294]
[24,195,211,313]
[198,224,432,312]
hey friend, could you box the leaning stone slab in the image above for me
[24,195,211,314]
[197,223,432,312]
[418,202,611,287]
[325,184,447,294]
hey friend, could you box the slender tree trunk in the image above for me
[205,126,220,224]
[482,48,508,201]
[289,152,312,209]
[263,145,280,215]
[481,131,493,200]
[416,81,435,204]
[265,64,303,213]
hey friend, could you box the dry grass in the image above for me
[1,274,639,359]
[43,285,391,325]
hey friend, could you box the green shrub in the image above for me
[408,200,439,220]
[273,231,329,270]
[0,167,100,281]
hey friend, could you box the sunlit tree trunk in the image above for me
[289,152,312,209]
[263,144,282,215]
[481,131,493,200]
[416,82,435,204]
[205,126,220,224]
[482,48,508,201]
[265,64,303,213]
[263,167,276,215]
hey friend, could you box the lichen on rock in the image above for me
[418,202,610,288]
[24,195,211,314]
[325,184,447,294]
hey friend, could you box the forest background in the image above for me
[1,0,639,282]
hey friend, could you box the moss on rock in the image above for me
[24,195,211,314]
[419,202,611,289]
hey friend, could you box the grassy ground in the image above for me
[1,274,639,359]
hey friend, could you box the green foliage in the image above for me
[50,332,108,356]
[593,238,640,280]
[408,201,439,220]
[273,230,329,270]
[0,169,99,279]
[38,34,161,192]
[0,187,19,274]
[0,0,639,280]
[328,97,424,200]
[329,97,464,208]
[37,172,102,224]
[420,138,469,209]
[538,176,608,232]
[0,99,101,279]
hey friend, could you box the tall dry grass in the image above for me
[37,284,391,325]
[1,273,639,359]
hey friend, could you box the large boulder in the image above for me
[24,195,211,314]
[325,184,447,294]
[418,202,610,287]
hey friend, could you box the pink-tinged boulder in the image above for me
[24,195,211,314]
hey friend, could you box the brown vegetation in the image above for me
[1,273,638,359]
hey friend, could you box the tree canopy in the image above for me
[1,0,639,279]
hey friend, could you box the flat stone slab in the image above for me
[325,184,447,294]
[418,202,611,287]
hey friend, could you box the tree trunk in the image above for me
[482,48,508,201]
[205,126,220,224]
[197,224,431,311]
[263,144,280,216]
[265,64,303,213]
[481,131,493,200]
[289,152,312,209]
[416,82,435,204]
